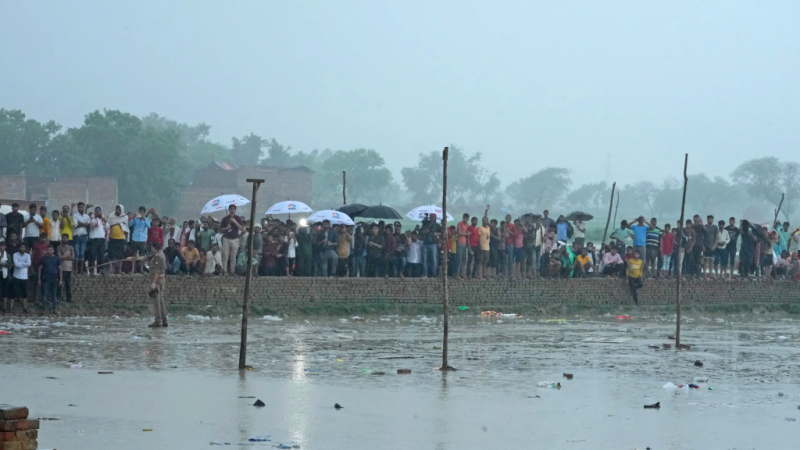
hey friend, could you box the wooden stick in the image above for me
[773,193,785,227]
[612,191,620,234]
[601,182,616,245]
[342,171,347,205]
[441,147,453,371]
[86,259,128,270]
[676,154,688,347]
[239,178,263,370]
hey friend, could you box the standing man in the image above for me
[5,203,25,240]
[0,204,6,238]
[57,234,74,304]
[11,242,31,313]
[541,210,555,231]
[724,217,740,279]
[703,215,719,277]
[626,250,644,306]
[38,245,62,314]
[107,205,129,274]
[72,202,91,275]
[456,213,471,279]
[572,217,586,248]
[629,216,649,269]
[477,210,491,279]
[315,220,339,277]
[219,204,244,275]
[128,241,168,327]
[645,217,662,278]
[713,219,730,278]
[128,206,151,275]
[49,210,62,249]
[23,204,44,250]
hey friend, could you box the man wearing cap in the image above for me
[128,241,169,327]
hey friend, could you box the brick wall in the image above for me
[69,276,800,312]
[0,176,27,200]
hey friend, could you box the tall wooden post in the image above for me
[676,155,688,347]
[773,193,785,228]
[601,182,616,245]
[342,171,347,205]
[238,178,264,370]
[441,147,453,371]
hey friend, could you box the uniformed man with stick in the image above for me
[128,241,169,328]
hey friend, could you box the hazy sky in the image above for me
[2,0,799,187]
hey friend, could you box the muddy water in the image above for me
[1,312,799,449]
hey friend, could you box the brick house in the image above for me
[0,175,118,212]
[174,161,314,220]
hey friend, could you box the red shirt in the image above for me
[468,225,479,247]
[32,242,50,268]
[506,223,517,246]
[457,221,470,245]
[662,232,675,255]
[147,227,164,247]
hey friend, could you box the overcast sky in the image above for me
[2,0,798,187]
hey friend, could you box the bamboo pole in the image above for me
[239,178,264,370]
[601,182,616,245]
[773,193,785,228]
[343,171,347,205]
[676,154,688,347]
[612,192,620,234]
[441,147,454,371]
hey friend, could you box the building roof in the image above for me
[201,161,239,171]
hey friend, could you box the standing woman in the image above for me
[0,240,9,313]
[738,221,755,277]
[107,205,130,274]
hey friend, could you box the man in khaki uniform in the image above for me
[128,241,168,327]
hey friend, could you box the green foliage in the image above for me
[0,109,84,176]
[505,167,572,209]
[731,157,800,221]
[686,173,739,213]
[230,133,265,166]
[401,145,500,205]
[565,181,608,208]
[141,113,229,172]
[316,148,392,204]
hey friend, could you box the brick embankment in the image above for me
[64,275,800,315]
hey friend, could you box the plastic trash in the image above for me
[457,306,469,311]
[537,381,554,387]
[694,360,703,367]
[397,369,411,374]
[248,435,271,442]
[563,373,573,380]
[693,376,709,382]
[615,315,632,320]
[786,418,797,422]
[644,402,661,409]
[334,403,343,409]
[253,399,266,407]
[70,362,83,369]
[143,429,153,432]
[663,382,678,389]
[0,330,9,334]
[481,311,497,316]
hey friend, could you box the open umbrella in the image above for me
[266,200,313,215]
[566,211,594,221]
[359,205,402,220]
[517,212,542,222]
[406,205,455,222]
[306,210,355,226]
[337,203,369,217]
[201,194,250,214]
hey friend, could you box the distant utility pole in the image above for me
[238,178,264,370]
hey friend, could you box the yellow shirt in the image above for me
[478,225,491,251]
[58,216,73,240]
[109,223,125,240]
[627,258,643,278]
[577,254,592,267]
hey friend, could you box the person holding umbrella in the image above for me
[573,217,586,248]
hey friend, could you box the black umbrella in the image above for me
[359,205,403,220]
[517,212,542,222]
[566,211,594,221]
[746,220,772,244]
[337,204,369,217]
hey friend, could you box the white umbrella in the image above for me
[406,205,454,222]
[306,210,355,226]
[265,201,313,215]
[201,195,250,214]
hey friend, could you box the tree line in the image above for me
[1,108,796,220]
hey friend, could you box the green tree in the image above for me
[401,145,499,204]
[230,133,265,166]
[686,173,739,213]
[316,148,392,204]
[0,109,84,176]
[141,113,229,171]
[71,109,184,210]
[565,181,608,209]
[731,157,800,221]
[505,167,572,209]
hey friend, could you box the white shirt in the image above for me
[24,214,43,239]
[573,221,586,238]
[13,252,31,280]
[72,212,91,236]
[285,236,297,258]
[715,229,730,249]
[89,215,107,239]
[49,218,61,242]
[214,233,223,247]
[0,250,8,279]
[407,240,423,264]
[204,250,222,274]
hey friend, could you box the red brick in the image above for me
[0,441,21,450]
[0,407,27,421]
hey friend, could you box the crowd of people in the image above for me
[1,200,799,314]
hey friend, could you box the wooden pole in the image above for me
[238,178,264,370]
[342,171,347,205]
[441,147,453,371]
[773,193,785,227]
[601,182,616,245]
[676,154,688,347]
[612,192,620,236]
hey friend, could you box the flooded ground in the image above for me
[1,311,799,449]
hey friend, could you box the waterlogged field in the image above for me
[1,312,799,449]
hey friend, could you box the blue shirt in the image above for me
[128,217,151,243]
[40,255,61,280]
[631,224,649,246]
[556,222,568,241]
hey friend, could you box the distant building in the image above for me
[0,175,118,212]
[175,161,314,220]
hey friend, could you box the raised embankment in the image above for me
[65,275,800,315]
